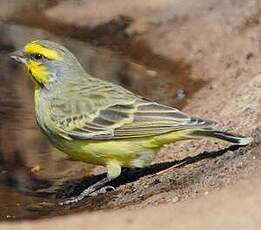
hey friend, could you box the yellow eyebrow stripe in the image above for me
[24,42,63,60]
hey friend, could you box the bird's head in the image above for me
[9,40,82,88]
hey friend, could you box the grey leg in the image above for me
[59,177,111,205]
[59,161,122,205]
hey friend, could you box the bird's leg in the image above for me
[59,160,122,205]
[59,177,111,205]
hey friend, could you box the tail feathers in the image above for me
[191,130,253,146]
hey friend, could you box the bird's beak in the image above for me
[9,49,27,64]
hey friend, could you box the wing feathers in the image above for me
[64,100,213,139]
[48,79,214,140]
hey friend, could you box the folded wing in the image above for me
[48,78,214,140]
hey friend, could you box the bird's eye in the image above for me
[31,53,44,60]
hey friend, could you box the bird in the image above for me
[10,40,252,205]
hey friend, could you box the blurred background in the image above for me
[0,0,260,222]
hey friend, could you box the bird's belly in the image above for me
[45,129,191,168]
[51,137,158,168]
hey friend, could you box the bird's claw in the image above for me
[97,185,116,194]
[59,196,83,206]
[59,185,116,205]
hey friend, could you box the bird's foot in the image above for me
[59,185,116,205]
[59,196,82,206]
[59,177,112,205]
[58,185,96,205]
[96,185,116,194]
